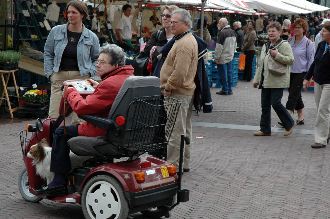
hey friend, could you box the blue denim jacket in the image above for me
[44,24,100,78]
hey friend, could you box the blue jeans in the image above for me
[217,61,233,93]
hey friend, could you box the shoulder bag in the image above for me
[267,40,287,76]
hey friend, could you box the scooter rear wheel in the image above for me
[81,175,129,219]
[18,168,42,203]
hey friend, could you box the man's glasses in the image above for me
[170,20,182,25]
[161,14,171,19]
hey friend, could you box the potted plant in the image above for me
[20,89,49,108]
[0,50,21,70]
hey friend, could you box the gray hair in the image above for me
[233,21,242,28]
[100,44,126,66]
[160,5,179,13]
[172,9,192,29]
[219,18,228,26]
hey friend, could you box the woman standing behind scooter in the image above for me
[44,0,100,123]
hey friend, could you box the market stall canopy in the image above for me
[208,0,255,14]
[280,0,329,12]
[149,0,255,14]
[243,0,312,14]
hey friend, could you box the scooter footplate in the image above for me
[177,189,189,202]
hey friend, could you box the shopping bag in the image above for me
[238,53,246,71]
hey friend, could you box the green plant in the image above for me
[21,89,49,104]
[0,50,21,64]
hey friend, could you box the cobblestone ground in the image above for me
[1,81,329,219]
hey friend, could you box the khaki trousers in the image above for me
[166,95,193,170]
[314,83,330,145]
[49,71,89,124]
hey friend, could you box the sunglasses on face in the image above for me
[161,14,171,19]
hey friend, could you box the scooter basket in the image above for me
[118,96,181,154]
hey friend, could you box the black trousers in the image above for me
[260,88,294,133]
[243,50,255,81]
[50,125,78,174]
[286,73,305,111]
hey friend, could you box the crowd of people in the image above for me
[41,0,330,194]
[199,14,330,150]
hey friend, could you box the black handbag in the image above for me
[132,53,149,76]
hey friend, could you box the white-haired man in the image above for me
[160,8,198,172]
[215,17,236,95]
[315,18,330,50]
[233,21,244,52]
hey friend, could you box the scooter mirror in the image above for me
[36,118,43,132]
[27,124,36,132]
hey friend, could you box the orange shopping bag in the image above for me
[238,53,246,71]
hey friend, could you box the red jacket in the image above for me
[66,65,134,137]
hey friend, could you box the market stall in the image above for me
[244,0,312,14]
[280,0,329,12]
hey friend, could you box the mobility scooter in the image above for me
[18,76,189,219]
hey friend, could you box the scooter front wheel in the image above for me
[81,175,129,219]
[18,168,42,203]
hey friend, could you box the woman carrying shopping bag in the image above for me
[253,22,295,137]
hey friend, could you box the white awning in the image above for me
[149,0,254,14]
[208,0,255,14]
[280,0,329,12]
[243,0,312,14]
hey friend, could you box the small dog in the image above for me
[27,138,54,184]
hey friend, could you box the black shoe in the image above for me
[36,185,67,196]
[296,119,304,125]
[183,168,190,172]
[228,91,233,95]
[216,91,228,95]
[311,143,326,149]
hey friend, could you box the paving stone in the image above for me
[0,82,327,218]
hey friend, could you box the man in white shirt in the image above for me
[115,4,133,51]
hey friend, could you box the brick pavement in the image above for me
[1,81,328,219]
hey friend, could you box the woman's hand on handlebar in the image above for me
[87,79,99,88]
[63,86,76,100]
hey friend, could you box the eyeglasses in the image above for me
[170,20,182,25]
[161,14,171,19]
[96,60,109,65]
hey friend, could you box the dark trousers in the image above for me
[286,73,305,111]
[260,88,294,133]
[50,125,78,174]
[243,50,255,81]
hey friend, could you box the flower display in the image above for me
[21,89,49,104]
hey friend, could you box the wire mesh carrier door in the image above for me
[120,95,181,156]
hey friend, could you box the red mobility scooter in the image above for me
[18,76,189,219]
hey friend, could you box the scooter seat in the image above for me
[68,136,122,157]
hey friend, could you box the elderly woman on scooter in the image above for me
[44,44,134,192]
